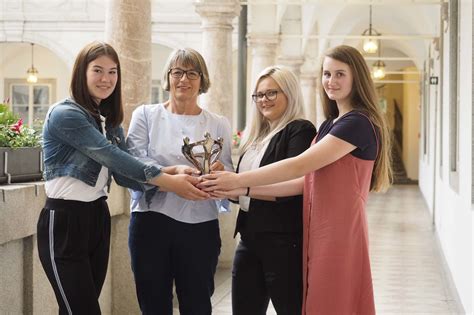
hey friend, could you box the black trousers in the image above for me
[232,232,302,315]
[129,211,221,315]
[37,197,111,315]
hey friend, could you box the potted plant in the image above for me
[0,102,43,184]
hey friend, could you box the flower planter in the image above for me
[0,147,43,184]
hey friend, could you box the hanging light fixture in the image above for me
[26,43,38,83]
[372,60,386,79]
[362,5,380,54]
[372,42,386,79]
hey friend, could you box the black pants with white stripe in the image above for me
[37,197,111,315]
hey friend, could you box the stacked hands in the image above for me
[165,161,242,201]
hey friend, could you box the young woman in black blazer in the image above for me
[229,66,316,315]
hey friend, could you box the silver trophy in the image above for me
[181,132,224,174]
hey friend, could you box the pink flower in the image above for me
[232,130,242,147]
[11,118,23,133]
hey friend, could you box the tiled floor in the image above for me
[178,185,464,314]
[368,185,461,314]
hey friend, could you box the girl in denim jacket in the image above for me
[36,42,208,315]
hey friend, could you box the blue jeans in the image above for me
[129,211,221,315]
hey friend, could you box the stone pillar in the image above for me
[278,5,303,77]
[195,0,240,122]
[299,58,319,125]
[248,33,279,88]
[277,55,304,78]
[195,0,240,269]
[315,92,325,129]
[105,0,152,131]
[300,71,318,125]
[246,33,279,125]
[105,1,151,313]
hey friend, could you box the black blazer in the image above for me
[234,119,316,238]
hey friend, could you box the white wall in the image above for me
[419,0,473,312]
[419,43,441,213]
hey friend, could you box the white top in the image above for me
[45,116,108,201]
[237,140,270,211]
[127,103,234,224]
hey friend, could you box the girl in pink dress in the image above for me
[201,45,392,314]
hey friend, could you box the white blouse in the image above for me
[237,140,270,211]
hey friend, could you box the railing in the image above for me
[0,183,237,314]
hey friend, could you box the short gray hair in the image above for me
[161,48,211,94]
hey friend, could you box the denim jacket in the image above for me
[42,98,161,191]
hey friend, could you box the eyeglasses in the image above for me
[168,68,201,80]
[251,89,280,103]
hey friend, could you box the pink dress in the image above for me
[302,122,376,314]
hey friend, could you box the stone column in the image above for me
[195,0,240,269]
[299,58,320,125]
[105,1,151,313]
[278,5,303,77]
[195,0,240,122]
[315,93,325,129]
[248,33,279,88]
[246,33,279,125]
[277,55,304,78]
[105,0,152,131]
[300,70,318,125]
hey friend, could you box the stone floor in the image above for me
[176,185,464,314]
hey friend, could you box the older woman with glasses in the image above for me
[221,66,315,315]
[126,48,233,315]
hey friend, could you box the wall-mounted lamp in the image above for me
[362,5,380,54]
[26,43,39,84]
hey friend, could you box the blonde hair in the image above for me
[240,65,305,154]
[319,45,392,192]
[162,48,210,94]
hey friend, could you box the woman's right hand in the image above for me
[199,171,241,192]
[209,187,246,200]
[150,173,209,200]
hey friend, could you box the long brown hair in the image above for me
[319,45,392,192]
[70,41,123,127]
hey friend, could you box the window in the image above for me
[4,79,56,129]
[151,80,169,104]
